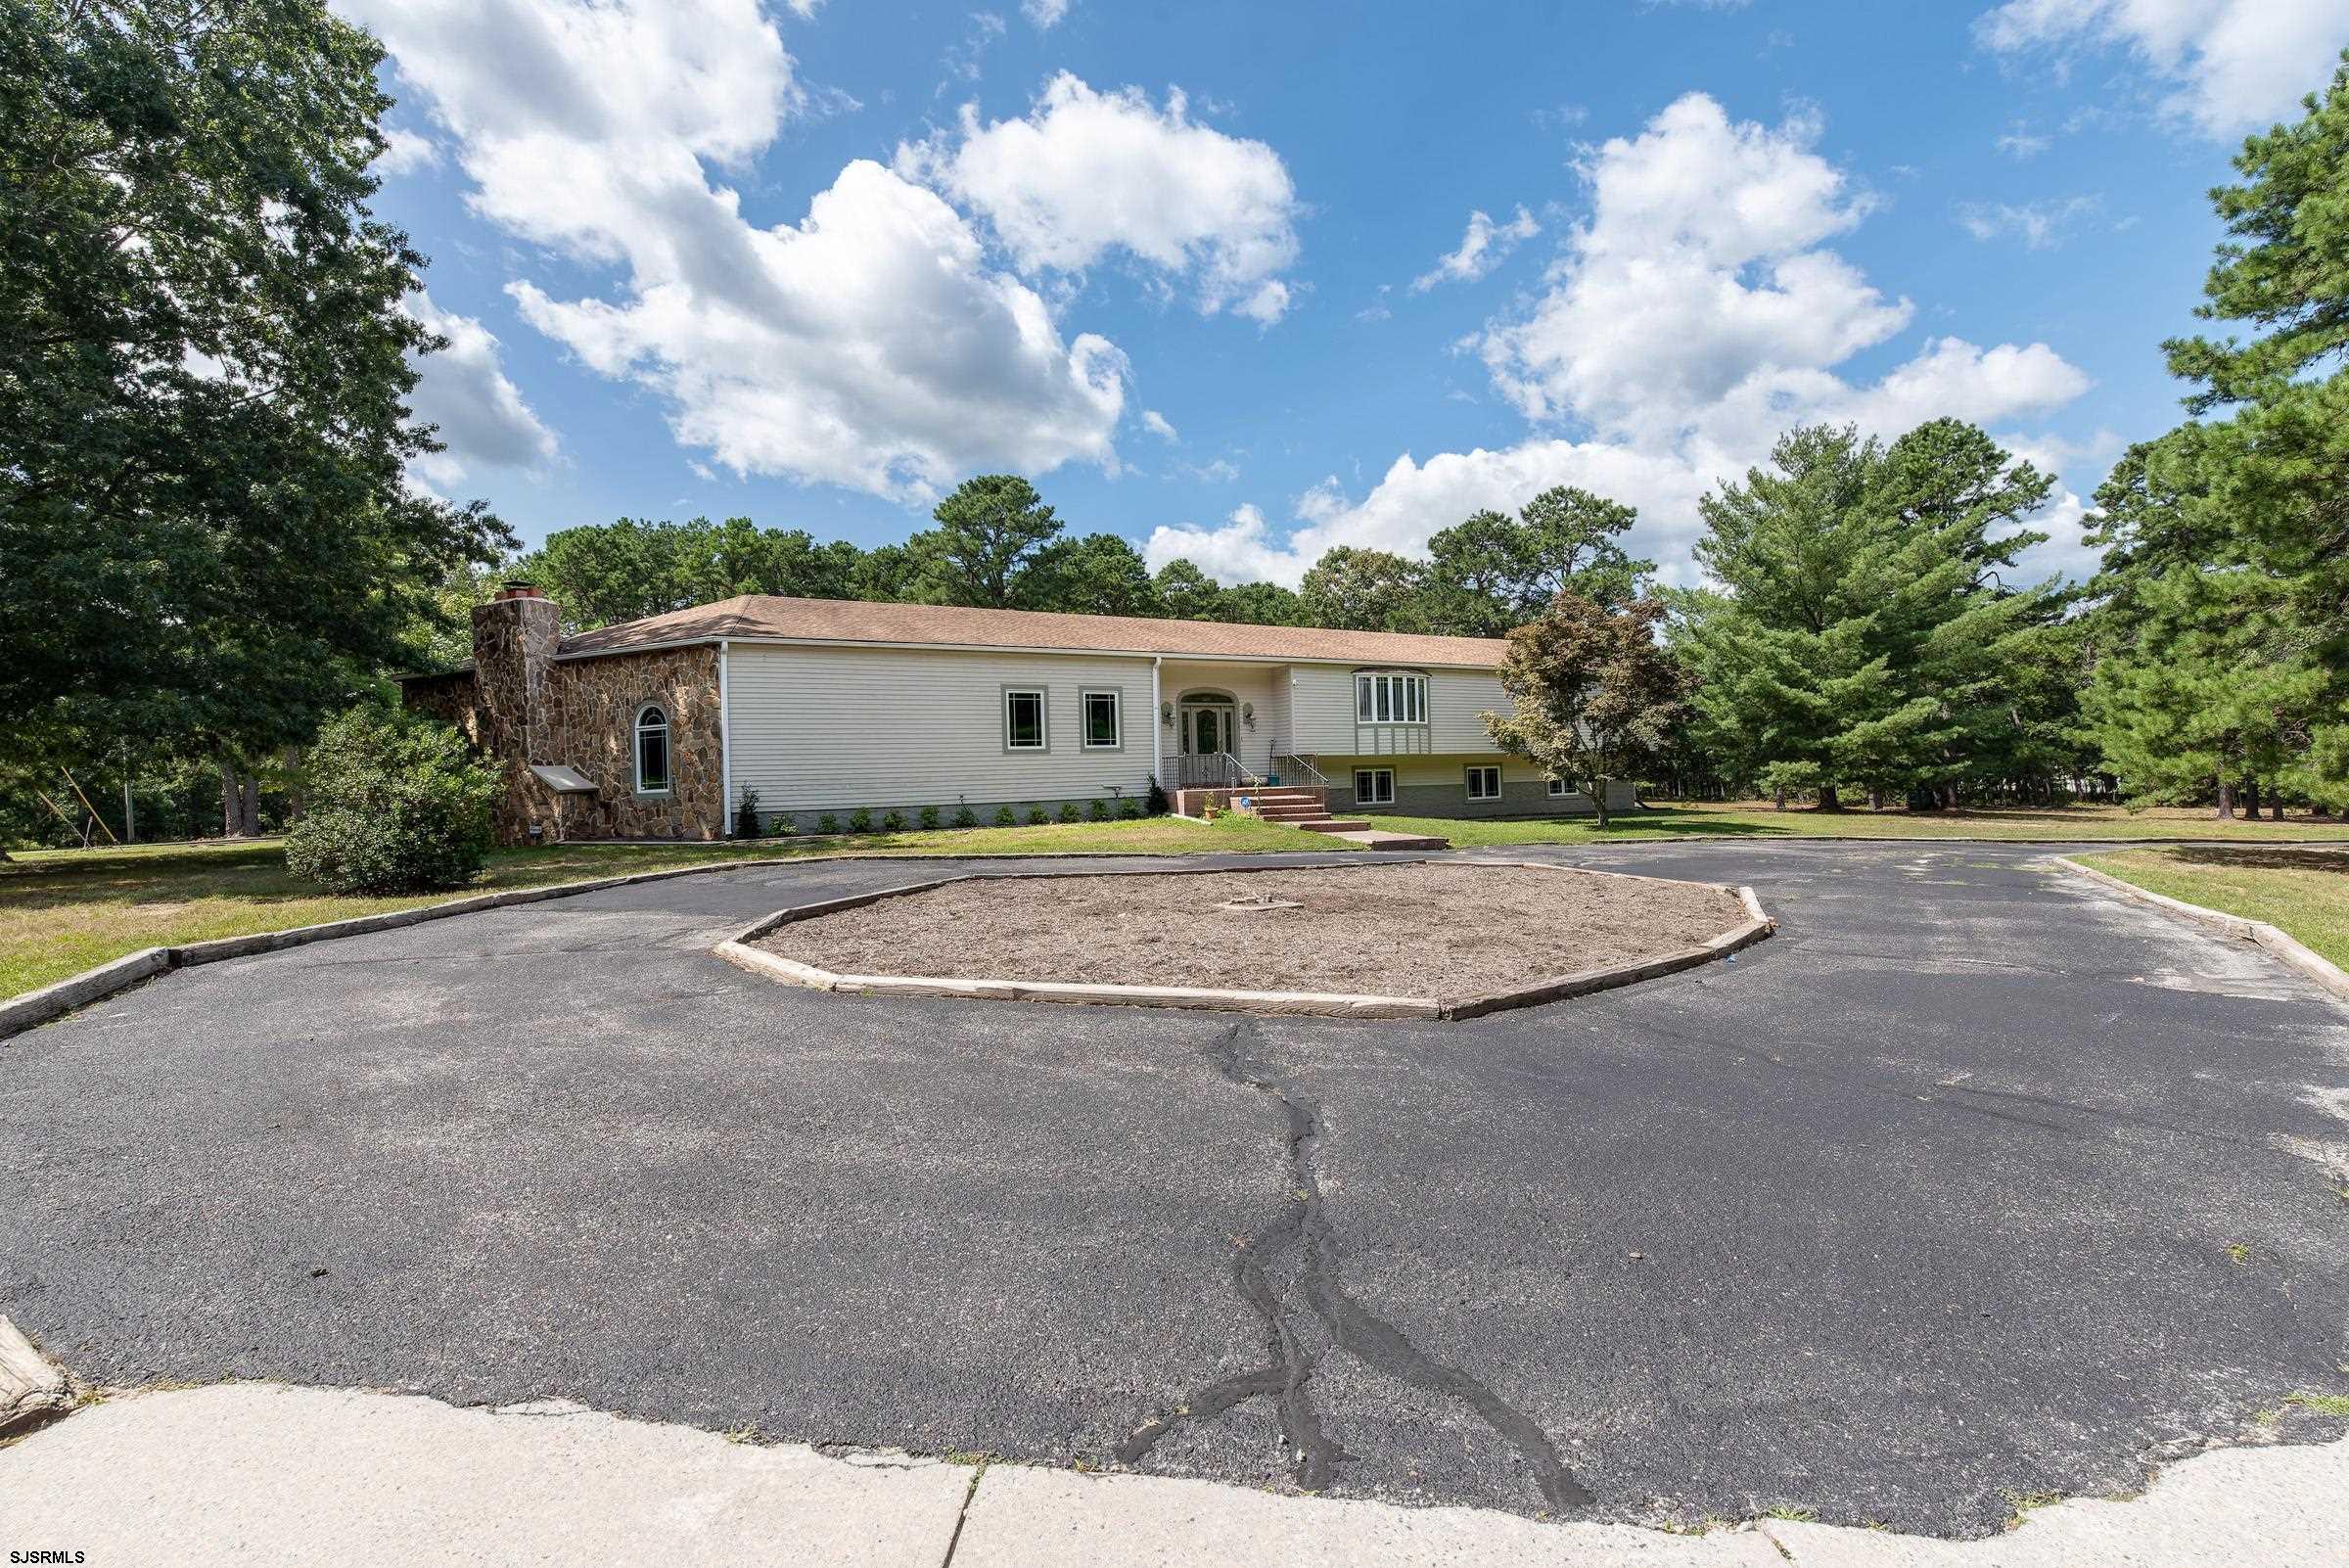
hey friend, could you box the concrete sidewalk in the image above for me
[2,1384,2340,1567]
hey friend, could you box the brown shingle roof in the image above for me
[558,594,1511,668]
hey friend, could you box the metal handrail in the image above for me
[1274,753,1330,790]
[1216,751,1264,789]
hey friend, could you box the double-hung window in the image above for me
[1352,768,1395,806]
[1466,764,1501,802]
[1004,687,1048,751]
[1355,670,1427,725]
[1546,776,1571,798]
[1081,689,1122,749]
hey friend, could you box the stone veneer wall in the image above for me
[400,639,723,845]
[401,670,480,741]
[544,645,723,841]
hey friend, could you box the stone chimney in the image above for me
[472,581,562,769]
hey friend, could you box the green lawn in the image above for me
[14,803,2346,1005]
[1370,801,2349,848]
[2072,846,2349,969]
[0,814,1339,1001]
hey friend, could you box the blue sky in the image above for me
[346,0,2349,588]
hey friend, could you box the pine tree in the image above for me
[2084,53,2349,810]
[1677,422,2068,808]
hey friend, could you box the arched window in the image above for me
[634,705,671,794]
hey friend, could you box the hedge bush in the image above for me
[284,706,499,894]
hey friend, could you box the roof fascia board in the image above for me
[554,633,1500,671]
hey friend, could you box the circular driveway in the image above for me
[4,841,2345,1536]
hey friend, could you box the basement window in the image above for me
[1466,765,1501,802]
[634,705,671,794]
[1352,768,1395,807]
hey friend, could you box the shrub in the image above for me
[1119,799,1142,819]
[765,814,798,836]
[953,805,979,829]
[284,706,499,894]
[1200,799,1222,820]
[850,807,875,833]
[816,813,841,835]
[734,788,761,840]
[1086,797,1109,821]
[1057,801,1080,823]
[919,805,942,830]
[882,809,907,832]
[992,804,1017,826]
[1145,779,1169,816]
[1026,806,1048,825]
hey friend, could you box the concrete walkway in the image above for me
[3,1383,2341,1566]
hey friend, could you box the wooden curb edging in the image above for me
[2054,854,2349,1004]
[0,846,1378,1043]
[719,862,1776,1021]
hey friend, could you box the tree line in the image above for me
[7,2,2346,845]
[423,475,1655,663]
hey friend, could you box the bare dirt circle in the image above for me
[753,861,1751,1002]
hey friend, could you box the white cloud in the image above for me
[1146,443,1713,588]
[341,0,1127,502]
[1411,206,1541,292]
[939,11,1006,90]
[1176,456,1240,484]
[1021,0,1071,26]
[402,292,559,491]
[376,126,442,175]
[783,0,820,16]
[1975,0,2349,137]
[1153,93,2093,586]
[1995,122,2052,158]
[1141,409,1179,441]
[1148,502,1291,583]
[898,72,1304,322]
[1478,94,1907,432]
[1956,194,2102,248]
[1996,427,2126,581]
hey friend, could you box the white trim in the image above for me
[1465,763,1501,802]
[632,703,672,795]
[1547,775,1571,798]
[1079,687,1123,750]
[555,633,1500,672]
[1356,670,1430,724]
[1151,656,1163,785]
[1003,686,1049,751]
[1351,766,1395,806]
[718,640,733,832]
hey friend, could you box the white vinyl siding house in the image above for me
[413,592,1651,839]
[728,645,1156,815]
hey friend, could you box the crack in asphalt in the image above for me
[1115,1021,1594,1512]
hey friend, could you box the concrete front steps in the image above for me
[1246,786,1367,834]
[1244,787,1450,850]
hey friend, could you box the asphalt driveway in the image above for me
[3,842,2345,1536]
